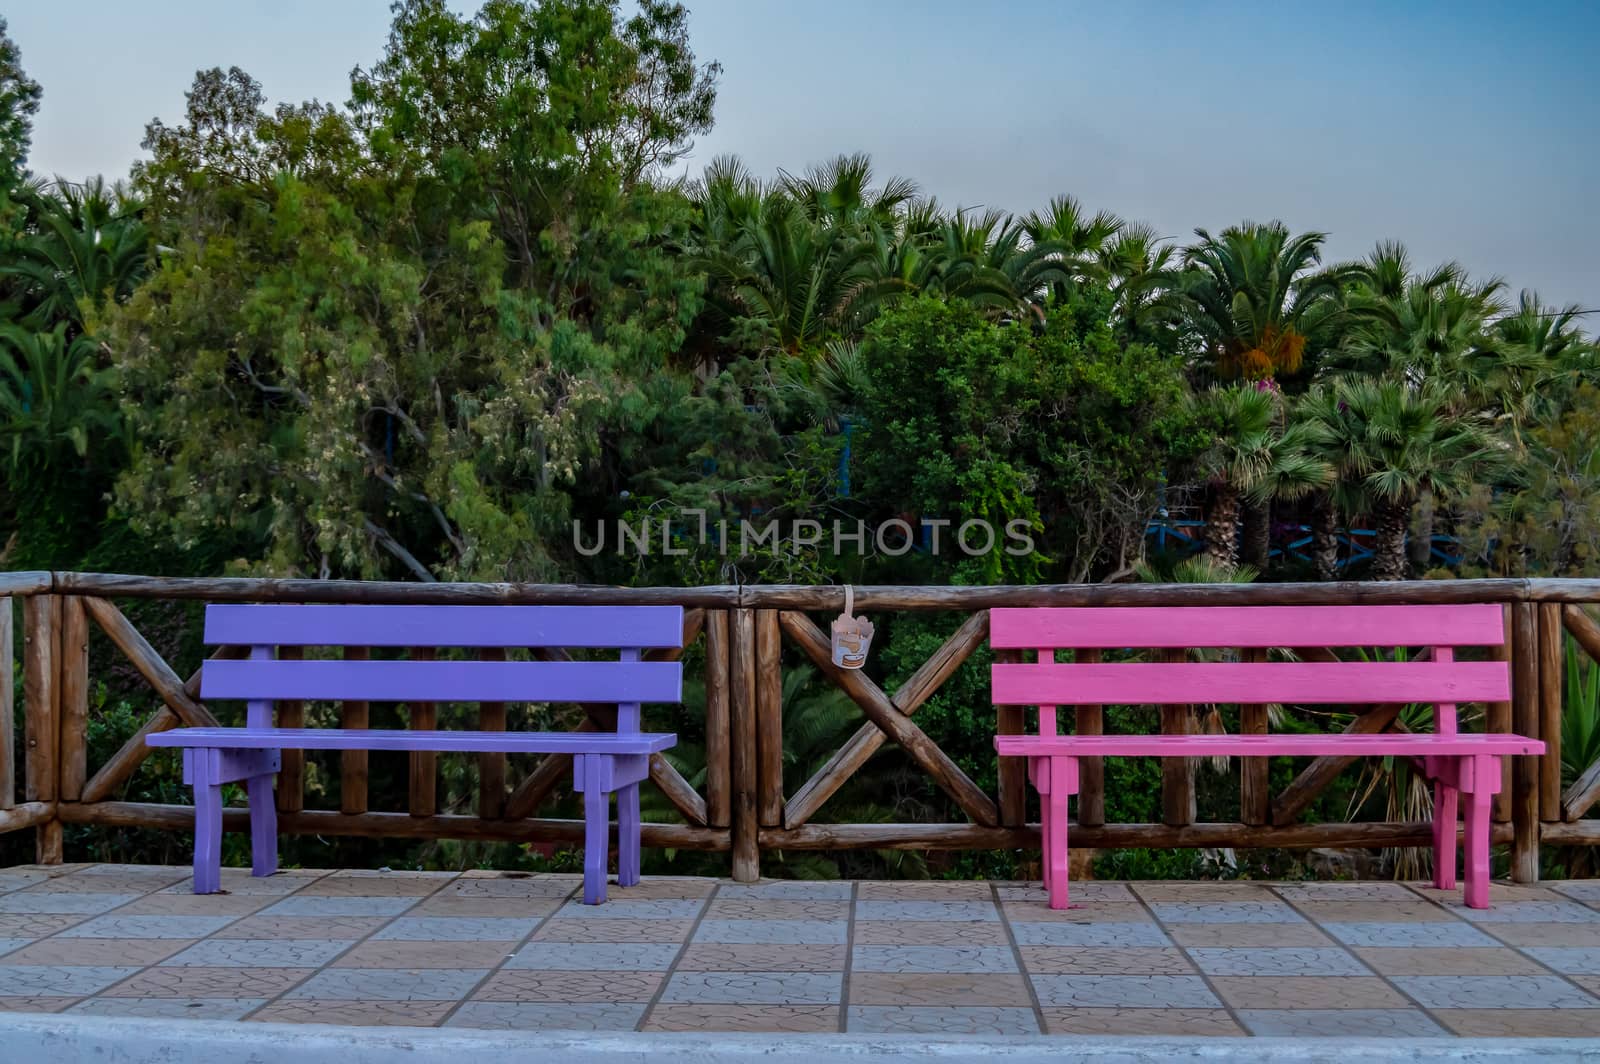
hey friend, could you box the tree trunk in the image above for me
[1409,488,1435,572]
[1242,498,1271,569]
[1204,484,1241,571]
[1371,499,1411,581]
[1311,495,1339,582]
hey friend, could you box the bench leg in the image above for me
[582,756,610,905]
[1432,776,1458,891]
[190,751,223,895]
[1031,757,1053,895]
[617,783,641,888]
[248,773,279,878]
[1462,755,1494,910]
[1047,757,1073,911]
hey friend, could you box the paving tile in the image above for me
[0,871,57,894]
[704,900,850,921]
[0,965,141,996]
[0,914,88,937]
[214,916,385,940]
[1019,947,1192,975]
[103,966,310,998]
[2,936,187,967]
[1273,881,1420,902]
[607,878,717,900]
[372,917,540,942]
[643,1003,839,1032]
[1186,947,1368,976]
[1522,947,1600,975]
[1237,1008,1446,1036]
[0,892,138,914]
[446,1001,644,1030]
[1002,901,1152,924]
[1209,976,1410,1009]
[1030,974,1219,1009]
[472,969,662,1002]
[61,915,237,939]
[1148,901,1305,924]
[1576,975,1600,996]
[847,1005,1037,1034]
[1167,923,1333,947]
[506,942,680,971]
[1550,881,1600,907]
[157,870,324,895]
[852,921,1007,946]
[694,920,846,945]
[1132,882,1277,901]
[530,918,692,943]
[1489,922,1600,947]
[118,893,276,917]
[0,996,77,1013]
[259,896,418,917]
[334,940,518,968]
[1040,1007,1243,1036]
[659,971,841,1005]
[161,939,353,968]
[1009,921,1170,948]
[250,999,456,1026]
[405,895,561,919]
[0,938,28,958]
[549,899,704,921]
[851,945,1017,974]
[75,864,184,878]
[1295,901,1459,923]
[298,874,450,896]
[715,881,852,901]
[1390,974,1600,1009]
[848,972,1029,1006]
[677,944,845,971]
[284,967,487,1002]
[24,871,181,894]
[1445,900,1600,924]
[1433,1008,1600,1037]
[855,901,997,922]
[1409,882,1562,904]
[995,881,1135,903]
[1354,947,1546,976]
[1319,921,1500,948]
[856,881,995,901]
[431,876,576,899]
[71,997,267,1019]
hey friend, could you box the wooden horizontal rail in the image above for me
[761,820,1518,851]
[0,801,55,833]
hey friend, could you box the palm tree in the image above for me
[0,322,121,471]
[1293,387,1366,581]
[1176,221,1356,382]
[1315,379,1499,581]
[1191,384,1332,572]
[1,176,150,329]
[1097,222,1181,339]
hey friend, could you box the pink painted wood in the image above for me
[990,604,1506,649]
[990,603,1540,912]
[992,661,1511,707]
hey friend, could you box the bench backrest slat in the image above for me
[202,659,683,704]
[204,604,684,649]
[989,604,1504,650]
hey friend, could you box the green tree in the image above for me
[2,177,151,329]
[0,15,40,240]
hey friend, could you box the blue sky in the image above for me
[11,1,1598,309]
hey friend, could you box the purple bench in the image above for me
[147,604,682,904]
[991,605,1544,911]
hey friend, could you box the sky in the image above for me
[9,1,1598,311]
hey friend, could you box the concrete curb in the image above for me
[3,1014,1600,1064]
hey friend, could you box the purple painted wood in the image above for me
[991,661,1510,707]
[990,604,1506,649]
[583,755,608,904]
[187,749,222,894]
[201,659,683,704]
[149,727,677,755]
[205,604,684,649]
[995,732,1544,758]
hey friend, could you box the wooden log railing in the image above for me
[3,571,1600,880]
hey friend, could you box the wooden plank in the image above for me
[997,723,1541,757]
[1491,605,1513,823]
[781,610,1000,828]
[0,572,51,595]
[1239,648,1270,826]
[23,595,58,803]
[784,610,992,829]
[1268,703,1405,826]
[1564,604,1600,662]
[704,610,731,828]
[341,647,370,817]
[1160,649,1194,828]
[478,647,506,819]
[0,597,13,809]
[989,604,1508,649]
[1539,604,1563,821]
[996,648,1025,828]
[201,658,684,703]
[147,727,676,755]
[1564,759,1600,823]
[729,608,759,882]
[1075,648,1106,828]
[57,597,90,803]
[1511,601,1540,882]
[204,603,686,648]
[0,800,53,832]
[992,661,1510,707]
[81,596,219,728]
[408,647,437,817]
[755,609,783,827]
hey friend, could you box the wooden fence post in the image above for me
[704,611,731,829]
[1239,647,1270,826]
[1160,649,1196,828]
[1538,604,1563,823]
[0,596,13,811]
[23,595,62,863]
[408,647,437,817]
[1510,601,1540,882]
[756,609,783,828]
[995,651,1026,828]
[729,608,759,881]
[58,597,90,804]
[1075,649,1106,828]
[341,646,370,816]
[1490,604,1513,823]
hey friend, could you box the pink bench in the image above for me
[991,605,1543,910]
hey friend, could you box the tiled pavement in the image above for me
[1,865,1599,1036]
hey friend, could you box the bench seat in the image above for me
[996,733,1543,758]
[149,728,677,755]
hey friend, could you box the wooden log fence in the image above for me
[4,572,1600,877]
